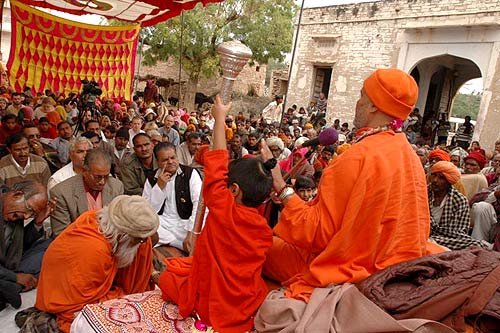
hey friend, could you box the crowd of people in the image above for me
[0,68,499,332]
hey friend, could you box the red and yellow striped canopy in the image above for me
[13,0,224,26]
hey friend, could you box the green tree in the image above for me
[141,0,296,109]
[451,93,481,120]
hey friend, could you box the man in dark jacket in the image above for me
[0,180,54,310]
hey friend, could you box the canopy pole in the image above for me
[279,0,305,129]
[178,10,184,108]
[135,33,145,94]
[0,0,5,62]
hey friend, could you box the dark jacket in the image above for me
[0,192,43,282]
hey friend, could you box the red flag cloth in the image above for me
[8,1,140,99]
[14,0,224,26]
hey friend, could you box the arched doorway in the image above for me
[408,54,482,145]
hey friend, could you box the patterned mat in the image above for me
[81,290,209,333]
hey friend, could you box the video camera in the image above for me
[81,79,102,104]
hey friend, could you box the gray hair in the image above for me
[96,206,120,253]
[83,148,112,169]
[69,136,93,153]
[11,180,46,200]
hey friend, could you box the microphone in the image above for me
[300,127,338,148]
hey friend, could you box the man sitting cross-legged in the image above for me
[35,195,158,333]
[50,149,123,237]
[156,95,274,332]
[428,161,486,250]
[142,142,202,253]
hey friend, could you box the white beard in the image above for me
[114,239,141,268]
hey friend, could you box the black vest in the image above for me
[156,165,200,220]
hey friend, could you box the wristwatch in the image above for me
[279,187,295,201]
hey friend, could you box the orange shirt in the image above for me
[35,211,154,333]
[274,131,431,301]
[159,150,273,333]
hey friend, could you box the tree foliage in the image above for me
[141,0,296,82]
[451,93,481,120]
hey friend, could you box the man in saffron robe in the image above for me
[263,68,435,302]
[35,195,158,333]
[158,95,274,332]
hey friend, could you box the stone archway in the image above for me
[397,25,500,148]
[408,54,482,145]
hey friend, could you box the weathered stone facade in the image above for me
[135,56,266,100]
[287,0,500,148]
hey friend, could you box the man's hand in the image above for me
[31,141,44,156]
[156,168,172,190]
[16,273,37,292]
[212,95,232,122]
[34,197,57,225]
[259,139,273,161]
[183,231,195,255]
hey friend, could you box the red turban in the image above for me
[363,69,418,120]
[431,161,461,185]
[465,151,487,169]
[428,149,450,162]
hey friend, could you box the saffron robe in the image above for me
[35,210,154,333]
[159,150,273,333]
[264,131,432,302]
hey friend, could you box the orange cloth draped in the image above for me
[35,210,154,333]
[159,150,273,333]
[264,131,434,302]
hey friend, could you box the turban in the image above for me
[465,151,487,169]
[431,161,461,185]
[337,143,351,155]
[107,195,159,238]
[363,68,418,120]
[428,149,450,162]
[266,137,285,151]
[304,123,314,129]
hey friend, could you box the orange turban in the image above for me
[363,68,418,120]
[465,151,487,169]
[431,161,461,185]
[428,149,450,162]
[336,143,351,155]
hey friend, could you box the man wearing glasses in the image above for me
[0,180,54,311]
[50,149,123,237]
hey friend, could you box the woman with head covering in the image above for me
[278,147,315,179]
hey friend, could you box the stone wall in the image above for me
[287,0,500,147]
[135,56,266,99]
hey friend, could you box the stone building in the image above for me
[286,0,500,148]
[135,56,266,102]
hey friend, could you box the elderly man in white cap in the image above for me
[35,195,158,333]
[266,136,291,161]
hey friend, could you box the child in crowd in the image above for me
[157,95,274,333]
[293,175,316,202]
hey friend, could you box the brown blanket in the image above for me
[357,248,500,333]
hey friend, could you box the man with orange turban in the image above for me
[262,68,436,303]
[428,161,485,250]
[428,148,450,165]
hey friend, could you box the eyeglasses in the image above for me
[90,174,109,182]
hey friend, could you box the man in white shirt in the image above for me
[142,142,202,252]
[47,137,93,191]
[261,95,283,124]
[129,116,145,147]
